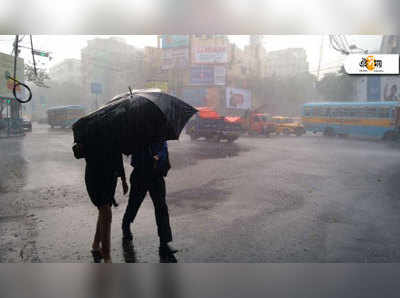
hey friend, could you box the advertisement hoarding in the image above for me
[190,66,214,85]
[192,46,228,64]
[145,81,168,92]
[161,35,189,49]
[0,53,24,99]
[226,87,251,109]
[381,76,400,101]
[214,66,226,85]
[182,87,221,110]
[190,66,226,86]
[162,48,189,70]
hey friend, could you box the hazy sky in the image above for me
[0,35,382,77]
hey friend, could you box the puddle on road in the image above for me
[171,141,253,170]
[168,179,231,215]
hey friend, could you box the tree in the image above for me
[316,70,356,101]
[24,64,50,88]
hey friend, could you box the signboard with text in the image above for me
[190,66,226,86]
[90,82,102,95]
[192,46,228,64]
[0,53,25,99]
[161,35,189,49]
[161,48,189,70]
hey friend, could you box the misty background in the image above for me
[0,34,387,120]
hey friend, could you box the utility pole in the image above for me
[316,35,324,81]
[10,35,21,133]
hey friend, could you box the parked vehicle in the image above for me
[186,107,241,142]
[302,102,400,140]
[272,116,305,136]
[47,105,86,128]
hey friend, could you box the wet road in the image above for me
[2,123,400,262]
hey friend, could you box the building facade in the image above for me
[81,37,145,109]
[49,58,81,85]
[264,48,309,78]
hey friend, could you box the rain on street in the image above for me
[2,124,400,263]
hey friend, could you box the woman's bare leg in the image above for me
[92,212,101,251]
[99,205,112,263]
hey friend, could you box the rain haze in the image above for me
[1,23,400,265]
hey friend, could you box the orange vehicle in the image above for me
[241,109,276,137]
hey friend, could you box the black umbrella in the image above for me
[72,90,197,155]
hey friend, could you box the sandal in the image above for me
[91,249,103,263]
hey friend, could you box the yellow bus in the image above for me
[47,105,86,128]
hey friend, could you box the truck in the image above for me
[240,107,276,137]
[186,107,241,142]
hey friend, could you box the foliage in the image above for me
[24,64,50,88]
[316,70,356,101]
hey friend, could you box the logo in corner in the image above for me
[359,56,382,71]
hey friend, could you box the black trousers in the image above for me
[122,170,173,243]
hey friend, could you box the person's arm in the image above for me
[153,142,167,161]
[115,153,128,195]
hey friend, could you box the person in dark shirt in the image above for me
[85,147,128,263]
[122,141,177,261]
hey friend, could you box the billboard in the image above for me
[161,35,189,49]
[382,76,400,101]
[145,81,168,92]
[190,66,226,86]
[162,48,189,70]
[182,87,221,109]
[192,46,228,64]
[0,53,24,99]
[226,87,251,109]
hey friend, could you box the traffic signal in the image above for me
[32,50,50,57]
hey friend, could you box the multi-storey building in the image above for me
[49,58,81,85]
[264,48,309,78]
[81,37,145,108]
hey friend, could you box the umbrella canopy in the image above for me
[72,90,197,155]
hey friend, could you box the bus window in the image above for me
[337,108,345,117]
[331,108,339,117]
[366,107,377,118]
[382,108,390,118]
[304,108,312,117]
[325,108,331,117]
[319,108,327,117]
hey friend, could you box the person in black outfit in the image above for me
[122,141,177,261]
[85,146,128,263]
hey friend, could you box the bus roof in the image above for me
[46,105,85,111]
[303,101,400,107]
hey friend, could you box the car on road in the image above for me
[272,116,305,136]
